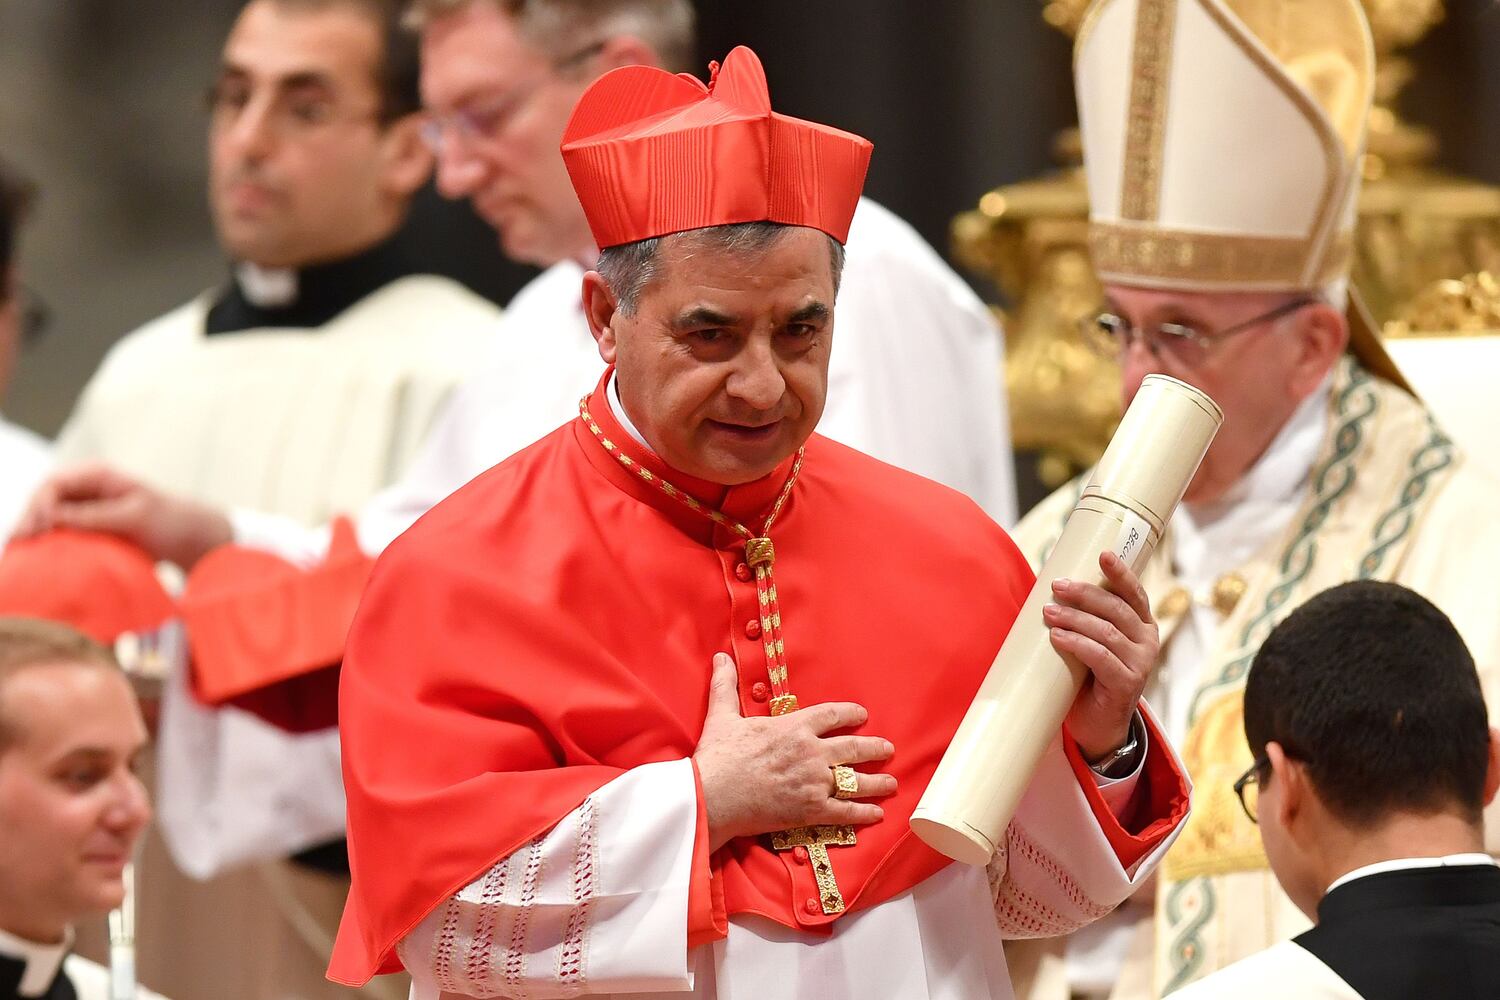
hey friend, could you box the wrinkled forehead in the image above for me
[658,224,836,284]
[1102,283,1304,321]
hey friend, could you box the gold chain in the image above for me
[579,397,805,713]
[579,396,860,915]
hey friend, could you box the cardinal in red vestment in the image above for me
[328,46,1191,1000]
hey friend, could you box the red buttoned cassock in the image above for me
[326,367,1188,984]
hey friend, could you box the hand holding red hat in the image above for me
[15,461,232,571]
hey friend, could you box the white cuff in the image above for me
[227,506,332,567]
[1091,712,1149,819]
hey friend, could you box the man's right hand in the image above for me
[14,462,233,570]
[693,652,896,852]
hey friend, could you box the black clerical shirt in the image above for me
[1296,862,1500,1000]
[205,226,431,335]
[0,942,73,1000]
[204,227,441,876]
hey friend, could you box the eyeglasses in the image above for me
[1080,296,1319,366]
[205,80,383,138]
[1232,754,1271,824]
[419,41,605,155]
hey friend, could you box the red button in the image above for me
[735,562,752,582]
[750,682,769,702]
[793,846,809,865]
[745,618,763,639]
[804,897,821,915]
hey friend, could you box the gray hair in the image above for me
[404,0,696,74]
[596,223,847,316]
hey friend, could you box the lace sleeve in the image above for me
[397,759,701,1000]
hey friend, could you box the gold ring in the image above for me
[831,765,860,800]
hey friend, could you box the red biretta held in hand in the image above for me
[560,45,873,248]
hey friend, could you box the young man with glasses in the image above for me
[1009,1,1500,998]
[0,160,51,545]
[1175,581,1500,999]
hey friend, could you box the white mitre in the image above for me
[1074,0,1407,388]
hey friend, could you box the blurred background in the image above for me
[3,0,1499,494]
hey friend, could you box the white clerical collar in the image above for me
[1325,852,1497,896]
[234,261,298,308]
[0,925,74,997]
[1171,371,1333,588]
[606,372,651,451]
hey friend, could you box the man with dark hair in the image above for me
[0,617,166,1000]
[1171,581,1500,998]
[55,0,496,497]
[0,160,51,544]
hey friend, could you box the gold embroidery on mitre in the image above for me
[1120,0,1176,221]
[1162,689,1269,881]
[1194,0,1369,287]
[1089,224,1352,290]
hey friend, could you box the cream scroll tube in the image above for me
[912,374,1222,865]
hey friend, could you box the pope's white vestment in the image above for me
[1011,361,1500,999]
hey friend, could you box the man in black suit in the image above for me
[1171,580,1500,999]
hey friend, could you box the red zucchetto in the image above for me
[560,45,873,248]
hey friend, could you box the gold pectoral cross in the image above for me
[771,824,857,914]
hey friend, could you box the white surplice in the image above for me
[0,414,50,544]
[51,268,498,1000]
[68,273,499,878]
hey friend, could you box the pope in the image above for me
[329,47,1191,1000]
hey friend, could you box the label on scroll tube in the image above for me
[1112,509,1153,568]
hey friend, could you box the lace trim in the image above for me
[996,875,1116,938]
[557,797,598,993]
[992,824,1113,937]
[431,895,464,993]
[454,853,510,989]
[505,839,545,991]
